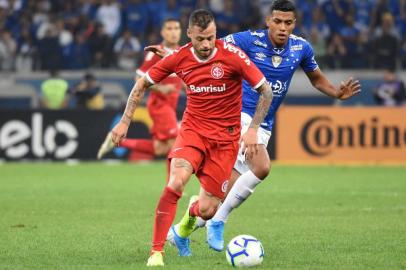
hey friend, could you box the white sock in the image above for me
[196,217,206,228]
[212,170,261,223]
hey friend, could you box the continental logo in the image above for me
[301,116,405,156]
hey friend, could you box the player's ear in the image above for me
[187,27,192,38]
[265,15,272,27]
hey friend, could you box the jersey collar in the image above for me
[190,47,218,63]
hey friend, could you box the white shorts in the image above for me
[234,112,272,174]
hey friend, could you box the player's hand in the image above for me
[111,121,129,146]
[144,45,167,58]
[241,127,259,160]
[336,77,361,100]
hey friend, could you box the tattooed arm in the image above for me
[250,82,273,129]
[111,76,153,145]
[241,82,273,159]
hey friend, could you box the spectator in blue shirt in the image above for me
[214,0,240,37]
[322,0,353,34]
[340,14,362,68]
[124,0,149,39]
[65,31,90,69]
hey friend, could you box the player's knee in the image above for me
[168,174,187,193]
[251,161,271,180]
[154,147,167,156]
[153,143,169,156]
[198,205,217,220]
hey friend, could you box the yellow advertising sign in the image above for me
[276,107,406,163]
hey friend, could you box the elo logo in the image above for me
[0,113,78,159]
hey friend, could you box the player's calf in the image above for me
[247,145,271,180]
[250,160,271,180]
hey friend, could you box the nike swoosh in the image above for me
[181,70,192,76]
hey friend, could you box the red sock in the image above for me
[151,186,181,252]
[189,201,200,217]
[119,139,154,155]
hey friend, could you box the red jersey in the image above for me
[146,40,266,141]
[136,44,183,110]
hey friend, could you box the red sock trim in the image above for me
[119,139,154,155]
[189,201,200,217]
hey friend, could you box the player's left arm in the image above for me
[301,42,361,100]
[306,69,361,100]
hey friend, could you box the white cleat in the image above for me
[166,224,179,246]
[97,132,115,159]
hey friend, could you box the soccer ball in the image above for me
[226,235,264,267]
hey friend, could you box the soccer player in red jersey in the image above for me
[97,18,184,162]
[110,9,274,266]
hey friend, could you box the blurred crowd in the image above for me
[0,0,405,72]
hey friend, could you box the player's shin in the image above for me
[212,170,261,222]
[176,196,199,238]
[151,186,182,252]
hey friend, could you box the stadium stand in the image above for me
[0,0,404,72]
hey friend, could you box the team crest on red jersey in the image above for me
[211,63,224,79]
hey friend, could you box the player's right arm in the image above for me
[111,52,177,145]
[111,76,152,145]
[241,81,273,159]
[231,43,272,159]
[135,74,176,95]
[137,49,178,94]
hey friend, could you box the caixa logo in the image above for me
[0,113,78,159]
[301,116,405,156]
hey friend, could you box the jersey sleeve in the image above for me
[222,31,251,52]
[234,50,266,90]
[300,42,319,73]
[136,51,159,77]
[145,53,177,84]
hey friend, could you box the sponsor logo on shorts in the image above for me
[221,180,229,193]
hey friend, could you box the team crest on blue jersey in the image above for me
[272,55,282,68]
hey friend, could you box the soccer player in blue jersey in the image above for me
[165,0,361,255]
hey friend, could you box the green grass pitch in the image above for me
[0,162,405,270]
